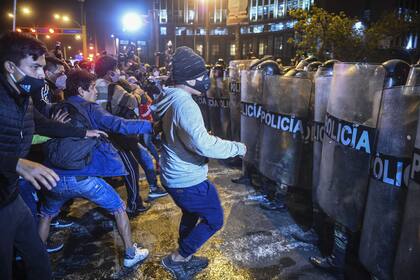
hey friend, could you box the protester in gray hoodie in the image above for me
[152,46,246,279]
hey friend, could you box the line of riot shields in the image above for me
[192,57,420,279]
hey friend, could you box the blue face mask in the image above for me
[185,74,210,93]
[10,65,46,95]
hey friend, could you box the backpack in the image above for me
[106,81,139,120]
[43,101,99,170]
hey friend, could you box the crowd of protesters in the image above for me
[0,31,246,280]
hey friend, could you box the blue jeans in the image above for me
[136,143,158,189]
[142,133,159,164]
[40,176,125,218]
[164,180,224,258]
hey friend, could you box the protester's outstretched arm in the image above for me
[176,101,246,159]
[89,103,152,135]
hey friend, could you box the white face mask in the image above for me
[55,74,67,90]
[110,69,121,83]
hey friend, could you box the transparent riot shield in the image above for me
[258,75,312,186]
[359,85,420,279]
[229,60,253,142]
[393,76,420,280]
[317,63,386,231]
[312,72,334,201]
[192,94,210,130]
[206,70,231,139]
[241,70,263,167]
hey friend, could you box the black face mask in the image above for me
[185,74,210,93]
[10,65,46,95]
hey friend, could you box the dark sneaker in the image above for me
[185,255,209,273]
[47,240,64,254]
[231,176,252,185]
[292,228,319,245]
[161,255,190,280]
[127,204,151,219]
[259,200,287,211]
[148,187,168,200]
[309,255,343,273]
[51,217,74,229]
[123,243,149,268]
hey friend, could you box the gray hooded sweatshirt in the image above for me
[151,87,246,188]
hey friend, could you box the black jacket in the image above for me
[0,73,86,208]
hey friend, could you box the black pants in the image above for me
[111,134,144,212]
[0,195,51,280]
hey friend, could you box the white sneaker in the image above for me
[123,243,149,268]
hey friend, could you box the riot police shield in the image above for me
[317,63,386,231]
[229,60,253,142]
[359,83,420,280]
[241,70,264,167]
[207,69,231,139]
[258,75,312,186]
[192,94,210,130]
[393,68,420,280]
[312,70,334,200]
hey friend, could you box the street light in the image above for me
[62,15,70,22]
[7,13,14,18]
[67,46,72,49]
[54,14,60,19]
[75,34,81,40]
[46,35,51,39]
[21,7,31,15]
[122,12,143,32]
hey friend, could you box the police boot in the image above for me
[310,223,347,273]
[231,175,252,185]
[292,228,319,245]
[259,200,287,211]
[259,188,287,211]
[309,255,343,273]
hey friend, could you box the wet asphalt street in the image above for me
[45,161,363,280]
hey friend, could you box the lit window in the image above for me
[230,44,236,56]
[160,27,167,35]
[259,42,266,55]
[196,44,203,55]
[160,10,167,23]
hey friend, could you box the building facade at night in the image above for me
[153,0,419,65]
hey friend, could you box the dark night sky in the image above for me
[0,0,152,56]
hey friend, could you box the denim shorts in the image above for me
[40,176,125,218]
